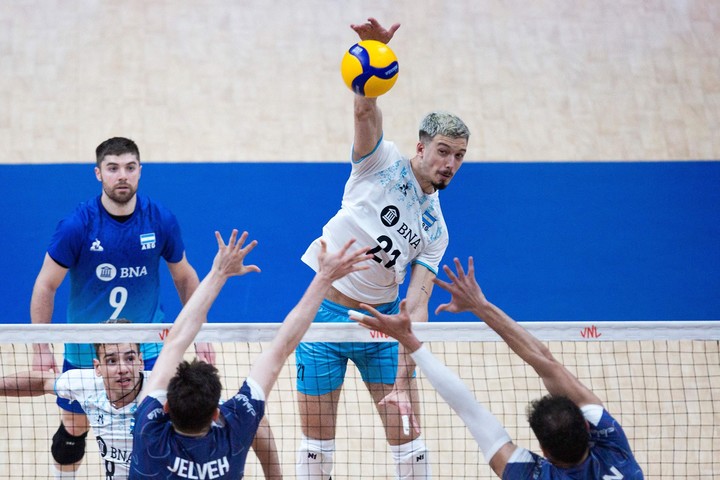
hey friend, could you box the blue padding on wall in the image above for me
[1,161,718,324]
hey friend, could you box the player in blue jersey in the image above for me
[351,257,644,479]
[129,230,371,479]
[296,18,470,480]
[28,137,215,477]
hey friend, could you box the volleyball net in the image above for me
[0,321,718,479]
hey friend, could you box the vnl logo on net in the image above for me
[369,330,391,339]
[580,325,602,339]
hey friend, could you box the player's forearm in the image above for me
[30,255,66,328]
[393,343,416,390]
[393,303,426,388]
[173,269,200,306]
[411,346,511,463]
[475,302,598,403]
[166,270,226,349]
[274,273,333,352]
[252,417,283,480]
[30,283,55,326]
[0,371,55,397]
[248,273,333,394]
[474,302,556,375]
[353,96,382,159]
[354,95,380,122]
[145,270,228,395]
[30,286,56,355]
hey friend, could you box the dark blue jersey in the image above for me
[129,379,265,479]
[47,194,185,366]
[503,406,643,479]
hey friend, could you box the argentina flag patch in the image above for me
[140,232,156,250]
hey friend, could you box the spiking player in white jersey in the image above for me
[296,17,470,480]
[351,257,644,480]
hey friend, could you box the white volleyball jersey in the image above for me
[302,139,449,304]
[55,369,145,479]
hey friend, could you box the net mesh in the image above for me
[0,321,718,479]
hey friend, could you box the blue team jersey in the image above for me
[129,379,265,479]
[502,407,644,479]
[47,194,186,366]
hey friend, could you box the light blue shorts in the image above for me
[296,297,410,396]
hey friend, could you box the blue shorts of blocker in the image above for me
[296,297,414,396]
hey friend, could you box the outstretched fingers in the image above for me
[439,256,475,286]
[466,256,475,276]
[351,303,383,330]
[215,230,228,249]
[349,301,396,334]
[239,232,261,274]
[338,239,371,264]
[336,239,374,273]
[434,257,475,315]
[433,276,452,292]
[238,234,259,257]
[215,229,240,250]
[351,17,401,43]
[448,258,465,280]
[434,302,450,315]
[351,250,374,272]
[433,267,457,310]
[453,257,466,277]
[337,237,357,255]
[378,393,421,436]
[317,239,372,281]
[366,17,401,38]
[223,230,258,258]
[216,229,261,275]
[353,299,411,338]
[349,311,375,331]
[228,229,240,249]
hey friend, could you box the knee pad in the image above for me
[390,436,431,480]
[51,423,88,465]
[296,434,335,480]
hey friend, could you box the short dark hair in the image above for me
[93,318,139,358]
[527,395,589,465]
[167,359,222,433]
[95,137,140,166]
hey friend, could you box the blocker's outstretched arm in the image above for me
[248,239,372,397]
[350,301,514,477]
[433,257,603,408]
[139,230,260,403]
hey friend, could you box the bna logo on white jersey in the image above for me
[96,263,117,282]
[380,205,400,227]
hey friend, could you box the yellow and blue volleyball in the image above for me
[340,40,399,97]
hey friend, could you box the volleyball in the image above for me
[341,40,399,98]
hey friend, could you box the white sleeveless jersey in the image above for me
[55,369,145,479]
[302,139,449,304]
